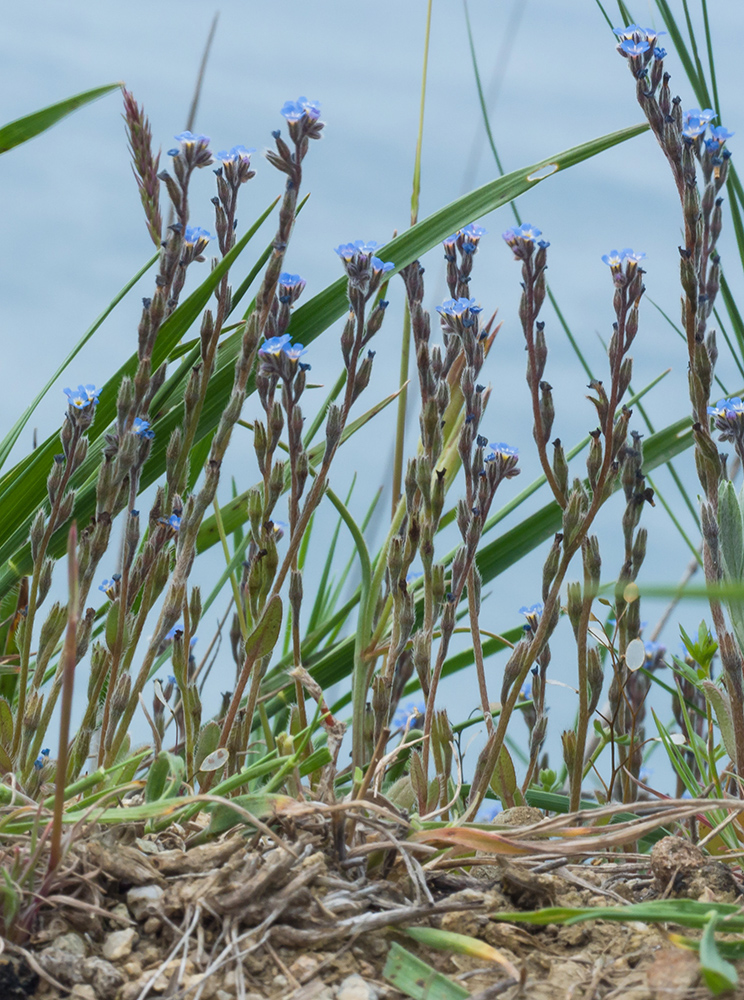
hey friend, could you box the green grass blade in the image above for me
[0,84,121,153]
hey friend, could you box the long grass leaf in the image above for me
[0,84,121,153]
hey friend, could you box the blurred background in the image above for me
[2,0,742,783]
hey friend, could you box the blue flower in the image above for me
[98,577,119,599]
[279,272,305,288]
[132,417,155,439]
[393,701,425,728]
[436,297,481,318]
[601,250,624,269]
[686,108,717,124]
[165,513,181,531]
[514,222,542,241]
[334,240,381,260]
[174,130,211,145]
[216,145,255,164]
[708,125,734,146]
[682,117,707,140]
[612,24,646,39]
[488,442,519,459]
[260,334,292,356]
[519,681,533,701]
[619,39,650,57]
[283,342,308,361]
[644,640,666,662]
[63,384,100,409]
[184,226,214,246]
[708,397,744,418]
[621,248,646,266]
[371,256,395,274]
[461,223,487,240]
[653,47,667,60]
[281,97,321,122]
[165,625,183,641]
[519,603,543,631]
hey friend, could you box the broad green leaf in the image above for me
[383,942,469,1000]
[403,927,520,981]
[0,84,121,154]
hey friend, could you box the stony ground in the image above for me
[4,807,744,1000]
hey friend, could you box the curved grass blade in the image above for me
[0,251,159,473]
[0,84,121,154]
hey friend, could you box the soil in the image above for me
[5,811,744,1000]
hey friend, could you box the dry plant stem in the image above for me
[523,258,566,509]
[49,523,78,876]
[12,424,82,760]
[468,566,494,737]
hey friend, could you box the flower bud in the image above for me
[566,580,582,639]
[587,647,604,715]
[38,558,54,607]
[537,381,554,444]
[552,439,568,497]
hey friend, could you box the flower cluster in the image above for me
[436,297,482,320]
[279,96,324,144]
[601,248,646,270]
[280,97,321,123]
[613,24,666,60]
[258,334,310,380]
[708,397,744,449]
[277,272,306,305]
[502,223,548,260]
[334,241,394,298]
[168,130,213,169]
[442,222,487,257]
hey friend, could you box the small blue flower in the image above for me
[514,222,542,241]
[619,39,650,57]
[184,226,214,246]
[708,125,734,146]
[682,117,707,140]
[393,701,425,728]
[520,603,544,631]
[132,417,154,439]
[283,342,308,361]
[686,108,717,124]
[64,384,100,409]
[279,272,305,288]
[165,513,181,531]
[175,130,211,145]
[653,47,667,60]
[371,256,395,274]
[620,248,646,266]
[165,625,183,641]
[489,442,519,459]
[260,334,292,356]
[461,223,487,240]
[601,249,624,269]
[644,640,666,662]
[708,397,744,418]
[519,681,532,701]
[612,24,646,39]
[216,145,255,164]
[34,756,46,770]
[281,97,321,122]
[334,239,381,260]
[167,674,177,685]
[98,577,119,599]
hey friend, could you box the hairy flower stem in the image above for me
[48,524,78,877]
[12,422,83,762]
[467,566,494,737]
[570,548,598,810]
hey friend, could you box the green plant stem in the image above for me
[212,496,247,639]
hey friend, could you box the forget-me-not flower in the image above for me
[132,417,155,439]
[64,384,100,409]
[281,97,321,122]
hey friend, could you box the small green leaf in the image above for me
[700,911,738,994]
[195,721,221,773]
[489,744,518,809]
[383,941,469,1000]
[701,681,736,762]
[244,595,283,661]
[0,84,121,153]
